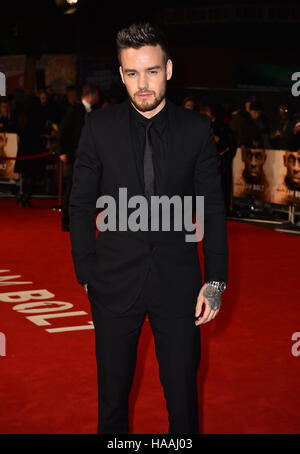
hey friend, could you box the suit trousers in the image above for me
[89,263,201,434]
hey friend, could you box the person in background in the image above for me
[244,95,256,115]
[58,83,100,231]
[90,86,102,110]
[14,96,45,207]
[0,99,17,132]
[57,85,81,119]
[201,104,237,214]
[38,89,60,132]
[270,103,294,150]
[222,98,237,126]
[182,95,195,110]
[66,85,80,107]
[230,100,266,148]
[249,101,270,148]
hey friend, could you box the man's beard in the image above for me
[285,174,300,191]
[128,86,166,112]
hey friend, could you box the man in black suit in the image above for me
[69,23,228,434]
[58,83,100,231]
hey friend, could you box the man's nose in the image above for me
[137,74,148,90]
[294,160,300,172]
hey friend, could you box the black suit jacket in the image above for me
[58,102,86,162]
[69,98,228,316]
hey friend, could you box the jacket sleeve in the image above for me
[194,115,229,283]
[69,113,102,285]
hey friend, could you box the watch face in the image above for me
[220,282,226,292]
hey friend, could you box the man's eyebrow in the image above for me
[124,65,162,73]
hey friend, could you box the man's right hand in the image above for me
[60,154,68,163]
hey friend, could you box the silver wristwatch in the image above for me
[205,281,227,293]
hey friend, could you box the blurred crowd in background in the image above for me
[182,95,300,217]
[1,86,300,228]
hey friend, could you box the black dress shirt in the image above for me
[129,100,168,197]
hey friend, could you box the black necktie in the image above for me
[143,120,155,201]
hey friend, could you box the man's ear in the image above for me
[166,59,173,81]
[119,66,125,85]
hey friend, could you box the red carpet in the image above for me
[1,197,300,434]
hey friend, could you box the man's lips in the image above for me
[137,93,152,98]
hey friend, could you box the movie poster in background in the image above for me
[0,133,19,180]
[0,55,25,93]
[271,149,300,208]
[233,147,300,208]
[233,147,273,201]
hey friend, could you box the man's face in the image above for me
[0,102,10,117]
[184,100,194,110]
[284,150,300,190]
[39,92,48,105]
[242,147,266,182]
[85,91,100,107]
[203,107,214,121]
[245,101,251,112]
[249,109,261,121]
[119,44,172,113]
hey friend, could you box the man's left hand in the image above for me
[195,283,221,325]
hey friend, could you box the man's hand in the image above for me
[59,154,68,163]
[195,283,221,325]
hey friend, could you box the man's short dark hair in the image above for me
[116,22,170,64]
